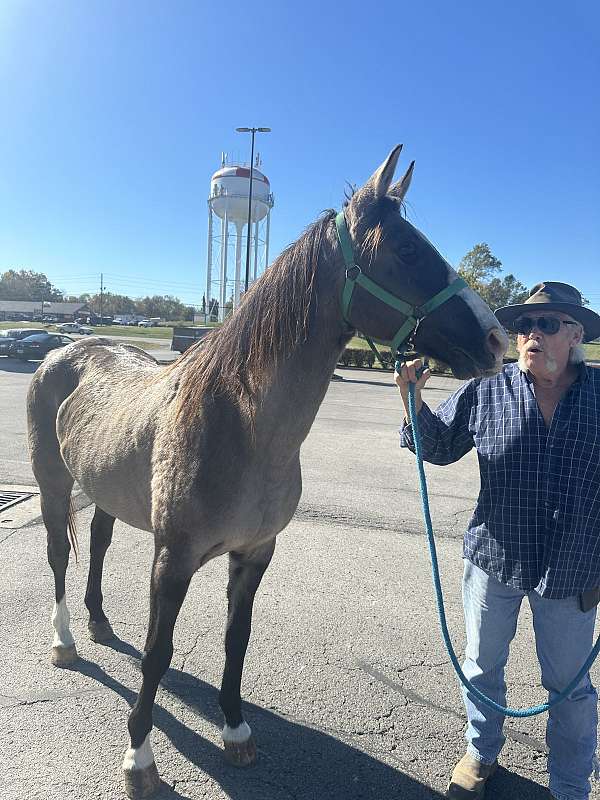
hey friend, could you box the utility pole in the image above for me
[99,273,105,325]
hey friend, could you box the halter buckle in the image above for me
[345,264,361,281]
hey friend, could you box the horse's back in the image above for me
[28,338,167,529]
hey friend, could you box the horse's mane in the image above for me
[171,210,336,425]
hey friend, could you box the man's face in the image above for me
[516,311,583,376]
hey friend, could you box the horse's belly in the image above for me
[68,459,154,532]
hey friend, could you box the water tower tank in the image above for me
[210,166,271,223]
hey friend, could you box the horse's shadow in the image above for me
[72,635,552,800]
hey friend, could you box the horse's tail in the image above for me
[67,497,79,564]
[27,349,80,566]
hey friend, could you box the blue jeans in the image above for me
[461,559,598,800]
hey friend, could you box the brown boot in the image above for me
[446,753,498,799]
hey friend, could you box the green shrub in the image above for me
[339,349,353,367]
[351,349,367,368]
[364,351,375,368]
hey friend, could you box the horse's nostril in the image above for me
[487,327,509,358]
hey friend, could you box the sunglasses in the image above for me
[513,315,577,336]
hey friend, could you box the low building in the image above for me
[0,300,91,322]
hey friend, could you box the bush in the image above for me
[364,351,375,368]
[351,349,367,368]
[428,358,452,375]
[339,348,353,367]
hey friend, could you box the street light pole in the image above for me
[236,126,271,294]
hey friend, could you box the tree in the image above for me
[458,243,527,311]
[0,269,63,301]
[484,274,529,310]
[458,243,502,289]
[134,295,188,321]
[86,292,137,316]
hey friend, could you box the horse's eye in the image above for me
[398,241,417,263]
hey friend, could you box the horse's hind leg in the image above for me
[220,539,275,766]
[123,544,192,799]
[84,506,116,643]
[40,482,78,667]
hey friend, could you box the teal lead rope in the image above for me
[404,372,600,717]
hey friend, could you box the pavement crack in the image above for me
[395,659,448,674]
[178,629,209,671]
[356,658,547,754]
[0,529,18,546]
[1,687,110,708]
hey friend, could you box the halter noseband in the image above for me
[335,211,468,357]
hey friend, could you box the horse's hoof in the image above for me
[88,619,115,643]
[51,643,78,667]
[224,735,257,767]
[123,763,161,799]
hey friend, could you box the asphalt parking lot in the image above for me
[1,348,598,800]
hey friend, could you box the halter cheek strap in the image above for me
[335,211,468,357]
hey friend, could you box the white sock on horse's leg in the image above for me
[222,721,252,743]
[51,596,78,666]
[52,596,75,648]
[123,735,155,771]
[122,735,161,798]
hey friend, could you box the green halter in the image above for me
[335,211,468,358]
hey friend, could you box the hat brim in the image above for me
[495,303,600,342]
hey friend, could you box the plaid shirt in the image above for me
[400,362,600,599]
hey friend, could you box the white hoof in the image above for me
[51,643,78,667]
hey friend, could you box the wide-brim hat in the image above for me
[495,281,600,342]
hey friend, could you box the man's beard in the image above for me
[518,345,558,374]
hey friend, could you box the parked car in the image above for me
[0,328,46,356]
[13,333,74,361]
[57,322,93,335]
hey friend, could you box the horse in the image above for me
[27,145,508,798]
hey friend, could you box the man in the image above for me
[395,282,600,800]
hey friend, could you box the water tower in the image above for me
[206,153,274,321]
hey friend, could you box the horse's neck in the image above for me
[255,294,348,450]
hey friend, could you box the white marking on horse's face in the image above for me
[222,721,252,743]
[446,264,501,334]
[123,734,155,771]
[51,597,75,648]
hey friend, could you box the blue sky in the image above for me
[1,0,599,309]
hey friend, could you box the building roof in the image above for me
[0,300,89,313]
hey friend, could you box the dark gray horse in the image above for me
[27,146,508,798]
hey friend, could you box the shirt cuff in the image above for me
[399,404,435,450]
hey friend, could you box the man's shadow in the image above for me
[72,635,552,800]
[0,358,39,373]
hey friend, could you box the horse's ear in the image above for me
[362,145,403,199]
[388,160,415,202]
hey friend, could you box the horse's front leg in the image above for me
[122,544,192,799]
[220,539,275,766]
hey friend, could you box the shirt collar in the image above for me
[516,360,589,386]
